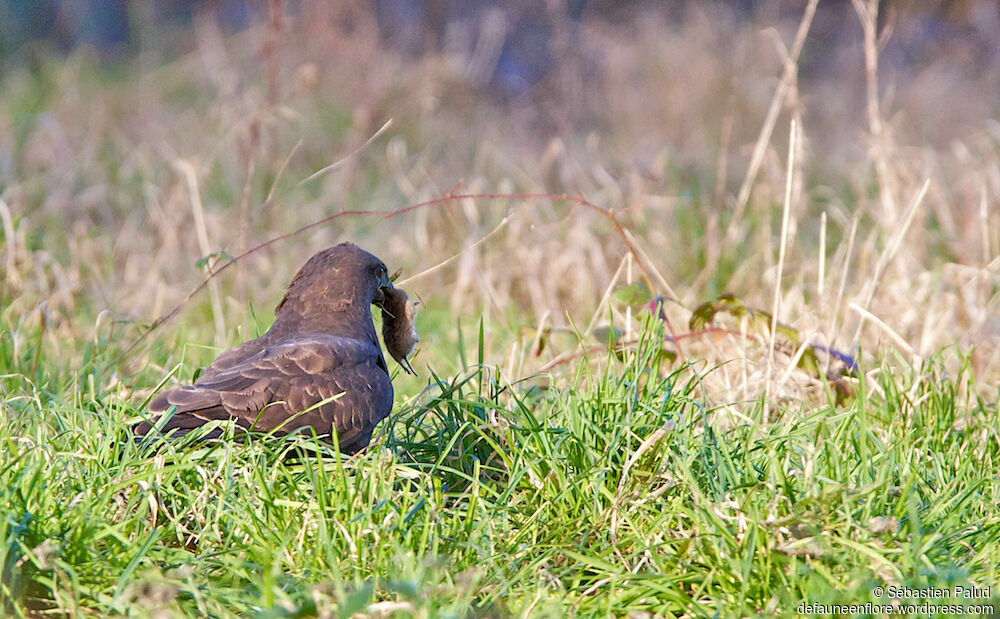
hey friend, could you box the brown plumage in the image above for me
[135,243,400,454]
[380,286,419,376]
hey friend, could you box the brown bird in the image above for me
[135,242,406,454]
[380,286,419,376]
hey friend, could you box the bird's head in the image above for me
[275,243,395,319]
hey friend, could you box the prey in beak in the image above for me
[379,286,419,376]
[372,266,393,306]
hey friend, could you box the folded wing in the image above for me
[136,334,393,453]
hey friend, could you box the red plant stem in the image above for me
[118,192,683,364]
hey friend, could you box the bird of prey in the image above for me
[135,242,414,454]
[380,286,419,376]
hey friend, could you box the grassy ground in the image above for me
[2,1,1000,616]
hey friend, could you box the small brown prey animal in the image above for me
[380,286,419,376]
[134,242,418,454]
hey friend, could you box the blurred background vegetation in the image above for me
[1,0,997,392]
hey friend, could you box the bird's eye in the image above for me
[374,266,386,279]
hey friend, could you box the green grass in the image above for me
[2,314,998,617]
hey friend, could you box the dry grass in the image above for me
[1,1,998,405]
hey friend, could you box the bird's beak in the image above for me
[373,270,393,307]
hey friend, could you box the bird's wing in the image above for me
[138,334,393,452]
[195,337,269,381]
